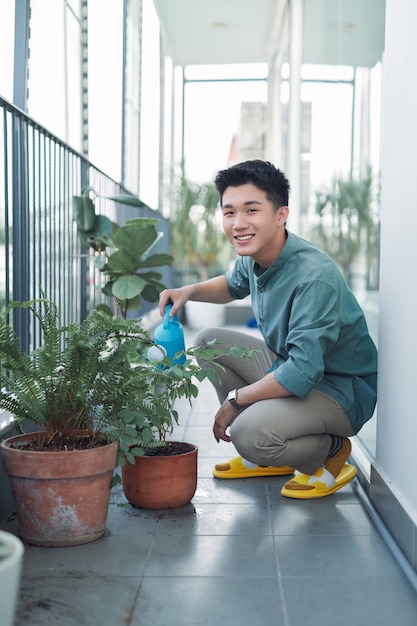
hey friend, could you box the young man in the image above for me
[159,160,377,499]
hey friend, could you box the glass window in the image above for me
[27,0,82,150]
[0,0,15,100]
[139,0,161,209]
[183,75,267,184]
[89,0,123,180]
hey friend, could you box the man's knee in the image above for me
[193,326,220,349]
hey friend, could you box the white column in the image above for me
[377,0,417,521]
[287,0,303,233]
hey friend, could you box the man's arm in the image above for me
[159,275,234,318]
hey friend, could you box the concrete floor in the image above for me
[2,322,417,625]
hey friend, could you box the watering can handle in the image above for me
[164,303,173,329]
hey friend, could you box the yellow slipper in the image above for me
[281,463,357,499]
[213,456,294,479]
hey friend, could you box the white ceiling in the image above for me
[152,0,385,68]
[152,0,276,65]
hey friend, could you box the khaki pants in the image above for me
[195,327,354,475]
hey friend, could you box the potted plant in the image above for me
[0,530,24,626]
[119,337,248,510]
[310,168,380,290]
[73,189,173,318]
[0,293,250,529]
[0,295,161,546]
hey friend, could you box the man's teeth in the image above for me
[236,235,253,241]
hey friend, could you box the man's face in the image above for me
[221,184,288,267]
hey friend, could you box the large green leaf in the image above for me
[111,275,146,300]
[106,194,146,208]
[94,214,114,240]
[72,195,96,232]
[113,221,158,260]
[141,284,160,302]
[107,249,136,273]
[139,253,173,268]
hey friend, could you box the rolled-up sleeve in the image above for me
[271,280,341,398]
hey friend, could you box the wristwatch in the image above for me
[227,388,245,410]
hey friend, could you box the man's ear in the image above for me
[278,206,289,224]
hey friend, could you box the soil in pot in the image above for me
[122,442,198,509]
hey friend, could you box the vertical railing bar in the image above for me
[51,140,56,310]
[3,109,11,311]
[47,135,52,300]
[11,113,30,351]
[30,125,37,347]
[57,143,62,320]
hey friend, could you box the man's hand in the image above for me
[213,401,241,442]
[159,287,191,318]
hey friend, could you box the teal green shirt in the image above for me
[225,231,377,432]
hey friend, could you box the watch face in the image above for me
[227,389,241,409]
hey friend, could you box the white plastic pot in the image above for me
[0,530,24,626]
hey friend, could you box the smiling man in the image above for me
[159,160,377,499]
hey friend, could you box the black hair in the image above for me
[214,160,290,210]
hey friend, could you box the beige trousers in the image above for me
[194,327,354,475]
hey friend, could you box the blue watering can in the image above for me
[151,303,186,365]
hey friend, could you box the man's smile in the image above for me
[235,234,254,241]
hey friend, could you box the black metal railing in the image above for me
[0,95,172,353]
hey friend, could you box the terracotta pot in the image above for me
[1,432,118,547]
[121,442,198,509]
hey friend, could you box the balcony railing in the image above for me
[0,96,172,355]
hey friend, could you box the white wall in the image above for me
[377,0,417,522]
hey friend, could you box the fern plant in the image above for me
[0,298,154,447]
[0,295,250,468]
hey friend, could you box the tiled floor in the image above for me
[2,332,417,625]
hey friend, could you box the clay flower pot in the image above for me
[121,442,198,509]
[1,432,118,547]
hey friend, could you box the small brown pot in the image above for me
[121,442,198,509]
[1,432,118,547]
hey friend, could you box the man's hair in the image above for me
[214,160,290,210]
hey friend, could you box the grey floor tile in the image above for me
[21,534,153,578]
[157,502,271,535]
[282,575,417,626]
[14,573,139,626]
[105,506,163,537]
[270,501,378,536]
[144,534,277,578]
[274,534,405,579]
[131,576,287,626]
[193,475,269,505]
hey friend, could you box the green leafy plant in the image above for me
[309,169,380,289]
[0,296,153,448]
[170,173,232,285]
[73,189,173,318]
[0,293,251,472]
